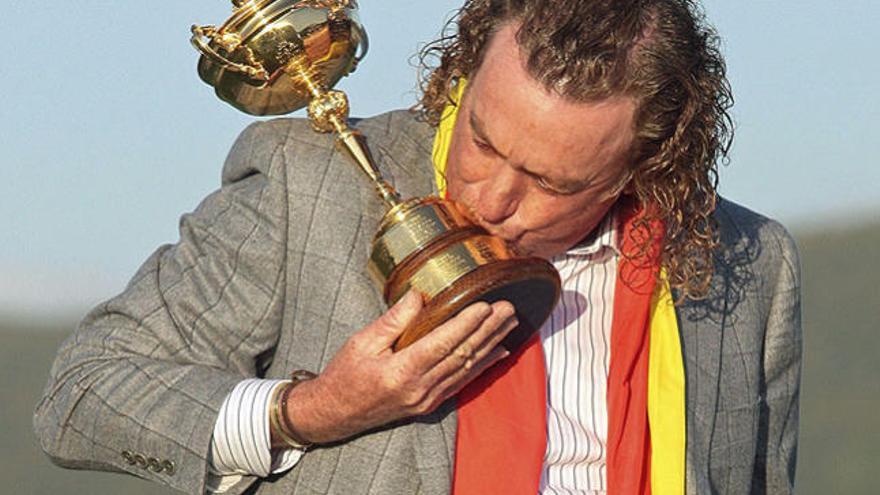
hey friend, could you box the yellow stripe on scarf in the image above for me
[431,77,686,495]
[648,271,687,495]
[431,79,467,197]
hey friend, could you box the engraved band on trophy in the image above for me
[191,0,561,351]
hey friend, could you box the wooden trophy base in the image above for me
[391,258,561,352]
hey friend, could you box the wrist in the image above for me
[270,370,317,449]
[284,373,352,444]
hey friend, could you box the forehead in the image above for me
[467,24,636,182]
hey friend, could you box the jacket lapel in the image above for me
[676,290,725,495]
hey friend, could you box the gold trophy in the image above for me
[191,0,561,351]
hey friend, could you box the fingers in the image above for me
[423,306,517,385]
[406,300,516,382]
[364,290,424,352]
[448,344,510,392]
[468,313,518,368]
[420,344,511,413]
[404,300,501,367]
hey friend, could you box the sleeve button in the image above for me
[162,460,176,475]
[148,457,163,472]
[133,453,147,468]
[121,450,135,465]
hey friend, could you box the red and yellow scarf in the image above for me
[432,81,686,495]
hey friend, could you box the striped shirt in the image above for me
[540,210,617,494]
[208,210,619,495]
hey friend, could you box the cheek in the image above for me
[521,194,611,238]
[445,141,484,199]
[521,196,574,230]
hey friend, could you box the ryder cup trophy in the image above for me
[191,0,561,351]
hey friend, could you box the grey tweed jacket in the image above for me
[35,110,801,494]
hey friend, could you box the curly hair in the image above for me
[415,0,734,302]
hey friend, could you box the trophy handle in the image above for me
[190,24,269,81]
[354,25,368,65]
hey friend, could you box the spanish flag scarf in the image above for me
[432,81,687,495]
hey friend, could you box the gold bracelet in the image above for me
[271,370,317,450]
[269,385,298,449]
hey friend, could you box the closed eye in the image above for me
[473,137,496,155]
[532,173,583,196]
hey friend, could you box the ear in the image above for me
[606,170,635,200]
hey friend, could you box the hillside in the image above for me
[794,220,879,494]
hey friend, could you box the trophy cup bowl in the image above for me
[192,0,561,352]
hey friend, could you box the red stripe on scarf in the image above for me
[452,199,660,495]
[607,200,660,495]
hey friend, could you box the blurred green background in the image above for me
[4,221,878,494]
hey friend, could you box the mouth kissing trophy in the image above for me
[191,0,561,352]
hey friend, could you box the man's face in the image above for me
[445,24,637,259]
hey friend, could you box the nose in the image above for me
[474,166,522,224]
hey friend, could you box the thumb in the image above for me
[369,290,424,349]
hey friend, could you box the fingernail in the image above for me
[496,302,515,319]
[475,302,492,318]
[399,290,421,307]
[506,317,519,331]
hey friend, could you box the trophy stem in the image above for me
[334,124,401,208]
[285,57,400,209]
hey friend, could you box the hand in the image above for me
[283,291,517,444]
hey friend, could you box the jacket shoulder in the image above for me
[353,110,437,197]
[221,110,436,197]
[715,197,800,267]
[708,197,801,322]
[354,109,436,144]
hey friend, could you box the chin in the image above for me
[508,242,550,260]
[527,240,576,260]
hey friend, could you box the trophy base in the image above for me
[368,196,561,354]
[392,258,560,353]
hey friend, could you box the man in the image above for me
[35,1,801,494]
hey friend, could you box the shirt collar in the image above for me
[563,205,619,258]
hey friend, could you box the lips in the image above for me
[449,195,525,250]
[476,223,527,256]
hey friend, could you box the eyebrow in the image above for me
[469,111,507,159]
[469,110,591,194]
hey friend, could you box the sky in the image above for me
[1,1,877,318]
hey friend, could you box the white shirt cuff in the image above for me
[206,379,305,493]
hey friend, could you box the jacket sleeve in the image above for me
[33,119,298,494]
[752,221,803,493]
